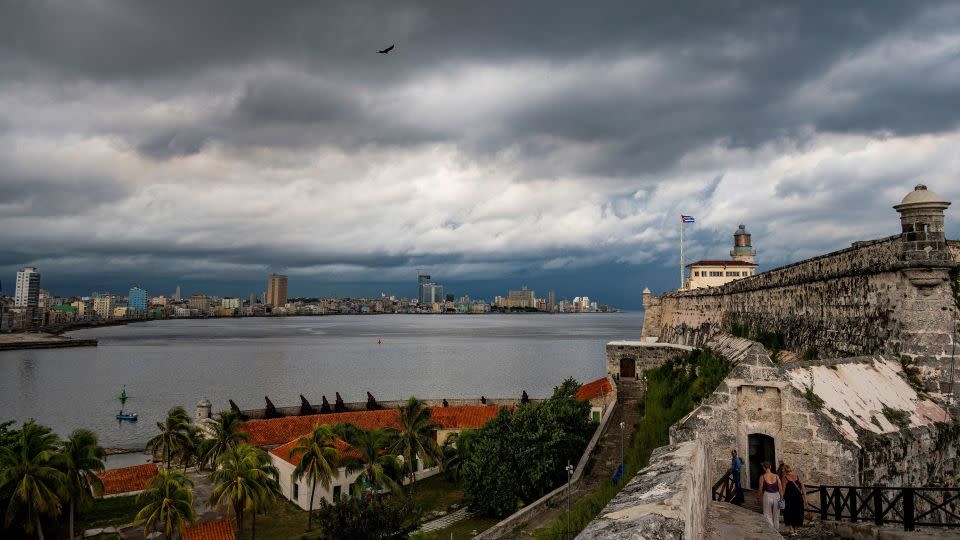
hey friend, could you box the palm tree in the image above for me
[60,429,106,540]
[290,425,340,530]
[134,469,196,539]
[198,410,249,470]
[334,425,403,496]
[147,406,193,469]
[441,429,476,482]
[0,421,66,540]
[207,443,279,540]
[389,397,442,492]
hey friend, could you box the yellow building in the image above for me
[266,274,288,307]
[686,260,757,289]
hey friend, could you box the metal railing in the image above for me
[713,472,960,531]
[809,485,960,531]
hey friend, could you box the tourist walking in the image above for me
[756,461,782,531]
[731,449,744,504]
[781,464,808,534]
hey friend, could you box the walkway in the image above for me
[706,501,782,539]
[512,378,646,537]
[418,508,473,533]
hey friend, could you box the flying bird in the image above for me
[377,44,395,54]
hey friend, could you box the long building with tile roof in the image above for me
[96,463,158,497]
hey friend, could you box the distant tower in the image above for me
[14,267,41,309]
[173,285,182,301]
[730,225,757,264]
[266,274,288,307]
[195,398,212,420]
[893,184,951,263]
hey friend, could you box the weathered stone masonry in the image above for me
[642,185,958,394]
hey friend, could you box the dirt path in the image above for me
[512,378,646,537]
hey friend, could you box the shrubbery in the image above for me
[463,377,593,517]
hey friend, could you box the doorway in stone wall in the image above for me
[748,433,776,488]
[619,357,636,378]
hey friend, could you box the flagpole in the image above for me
[680,216,684,289]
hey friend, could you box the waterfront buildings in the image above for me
[188,295,212,315]
[14,267,40,310]
[417,274,444,306]
[129,286,147,312]
[505,286,536,309]
[93,294,116,320]
[266,274,288,307]
[221,297,242,309]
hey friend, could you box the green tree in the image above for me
[147,406,193,469]
[290,425,340,530]
[334,425,403,496]
[441,429,477,482]
[198,410,249,471]
[463,379,593,517]
[312,495,416,540]
[134,469,196,538]
[0,421,65,540]
[60,429,106,540]
[207,444,279,540]
[388,397,442,492]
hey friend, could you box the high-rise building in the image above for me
[173,285,182,301]
[129,287,147,312]
[417,274,444,305]
[14,267,41,309]
[188,295,212,314]
[249,293,256,305]
[548,291,555,312]
[266,274,288,307]
[506,286,536,309]
[93,294,116,320]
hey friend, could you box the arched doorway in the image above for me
[620,357,636,379]
[748,433,776,488]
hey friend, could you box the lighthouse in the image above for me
[730,224,757,264]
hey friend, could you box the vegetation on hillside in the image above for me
[535,348,730,539]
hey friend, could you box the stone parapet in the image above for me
[577,440,708,539]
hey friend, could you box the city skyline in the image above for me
[2,2,960,309]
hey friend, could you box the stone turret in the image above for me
[195,398,212,420]
[894,184,952,263]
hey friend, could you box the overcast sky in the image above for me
[2,1,959,307]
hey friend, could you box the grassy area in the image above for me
[411,516,499,540]
[239,499,309,540]
[533,348,731,539]
[412,474,465,514]
[76,495,140,530]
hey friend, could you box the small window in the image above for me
[921,223,930,233]
[293,482,299,500]
[592,410,601,423]
[333,485,341,500]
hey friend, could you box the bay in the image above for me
[0,312,642,448]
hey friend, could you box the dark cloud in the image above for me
[1,1,959,302]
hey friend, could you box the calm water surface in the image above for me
[0,313,642,448]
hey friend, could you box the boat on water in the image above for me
[116,412,138,421]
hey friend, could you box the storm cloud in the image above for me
[2,1,959,305]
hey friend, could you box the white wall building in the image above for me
[14,267,40,308]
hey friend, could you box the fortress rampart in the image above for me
[642,185,958,394]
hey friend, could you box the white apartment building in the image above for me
[14,267,40,308]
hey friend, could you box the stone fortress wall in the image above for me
[642,185,958,394]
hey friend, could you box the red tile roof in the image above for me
[685,260,757,267]
[183,519,235,540]
[245,405,501,447]
[97,463,158,495]
[576,378,614,402]
[270,437,364,466]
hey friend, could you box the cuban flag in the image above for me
[681,215,696,223]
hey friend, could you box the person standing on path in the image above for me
[756,461,782,531]
[781,464,808,534]
[731,449,744,504]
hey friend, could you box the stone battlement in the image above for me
[642,186,958,394]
